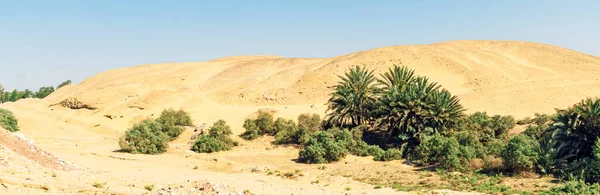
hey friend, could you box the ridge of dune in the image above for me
[42,40,600,119]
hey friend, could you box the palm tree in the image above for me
[325,65,378,128]
[548,98,600,162]
[374,66,465,156]
[378,65,416,91]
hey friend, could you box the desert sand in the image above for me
[1,40,599,194]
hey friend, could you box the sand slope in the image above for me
[46,40,600,119]
[1,40,599,194]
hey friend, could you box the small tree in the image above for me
[156,109,193,140]
[192,120,238,153]
[274,118,299,144]
[57,80,72,89]
[298,113,322,133]
[0,109,19,132]
[502,135,539,173]
[241,110,275,140]
[298,131,348,164]
[119,119,169,154]
[0,84,4,103]
[35,86,55,99]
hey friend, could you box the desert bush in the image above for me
[119,119,169,154]
[0,108,19,132]
[501,135,539,173]
[485,139,506,157]
[240,119,260,140]
[192,120,238,153]
[273,118,299,144]
[374,148,403,161]
[460,112,515,143]
[539,179,600,195]
[524,113,553,140]
[298,113,322,133]
[298,131,348,164]
[241,110,275,140]
[156,109,193,139]
[412,133,476,171]
[157,108,193,126]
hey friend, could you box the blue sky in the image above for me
[1,0,598,90]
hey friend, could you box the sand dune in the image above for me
[1,40,599,194]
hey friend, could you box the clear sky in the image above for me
[1,0,598,90]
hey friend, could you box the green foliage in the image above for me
[374,66,465,157]
[549,98,600,163]
[326,126,382,157]
[485,139,506,157]
[241,119,260,140]
[35,86,55,99]
[0,109,19,132]
[539,179,600,195]
[241,110,275,140]
[524,113,553,140]
[56,80,72,89]
[298,113,322,133]
[0,82,69,103]
[298,131,348,164]
[273,118,299,144]
[411,133,475,171]
[325,65,378,128]
[192,120,238,153]
[119,119,169,154]
[459,112,515,143]
[374,148,403,161]
[502,135,539,173]
[155,109,193,139]
[156,109,193,126]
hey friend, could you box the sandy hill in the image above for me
[0,40,598,194]
[44,40,600,119]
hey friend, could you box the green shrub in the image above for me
[325,127,383,157]
[375,148,403,161]
[489,115,515,140]
[192,120,238,153]
[452,131,486,158]
[256,110,275,135]
[539,179,600,195]
[241,110,275,140]
[273,118,299,144]
[501,135,539,173]
[460,112,515,143]
[485,139,506,157]
[412,133,474,171]
[119,119,169,154]
[524,113,553,140]
[156,108,193,126]
[298,113,322,133]
[192,136,227,153]
[0,108,19,132]
[156,109,193,139]
[240,119,260,140]
[298,131,348,164]
[160,125,184,141]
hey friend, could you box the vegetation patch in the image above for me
[118,109,192,154]
[241,110,275,140]
[192,120,238,153]
[119,119,169,154]
[0,108,19,132]
[156,108,193,140]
